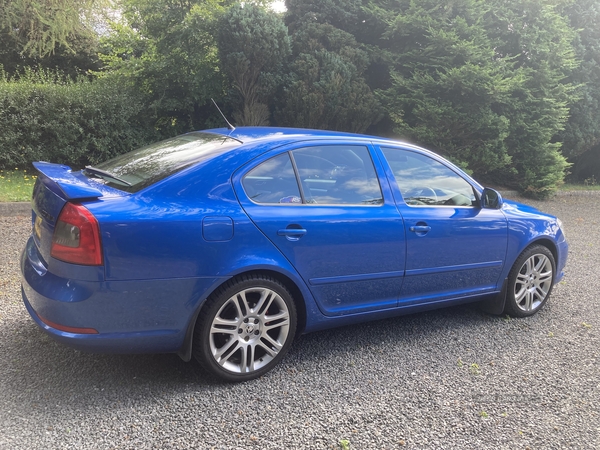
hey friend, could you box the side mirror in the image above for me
[481,187,503,209]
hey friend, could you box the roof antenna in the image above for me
[211,98,235,131]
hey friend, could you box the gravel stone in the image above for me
[0,195,598,449]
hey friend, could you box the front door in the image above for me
[379,146,508,305]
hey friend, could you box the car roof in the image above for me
[202,126,382,145]
[139,126,484,196]
[200,126,459,170]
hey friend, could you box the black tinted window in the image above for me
[242,153,302,204]
[87,132,241,193]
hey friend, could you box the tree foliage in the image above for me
[369,0,575,197]
[0,0,105,57]
[559,0,600,165]
[0,0,105,77]
[279,2,381,133]
[377,0,512,174]
[0,69,153,169]
[217,3,290,126]
[483,0,575,196]
[2,0,599,192]
[100,0,231,136]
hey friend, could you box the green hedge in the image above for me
[0,71,156,170]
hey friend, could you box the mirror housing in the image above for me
[481,188,503,209]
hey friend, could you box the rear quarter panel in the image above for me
[85,150,322,331]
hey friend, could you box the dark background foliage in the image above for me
[1,0,599,197]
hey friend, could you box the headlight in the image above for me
[557,218,566,239]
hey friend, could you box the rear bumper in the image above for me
[21,237,225,354]
[21,289,184,354]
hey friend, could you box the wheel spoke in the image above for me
[210,325,236,335]
[257,341,277,358]
[211,316,238,334]
[523,290,533,311]
[533,255,548,272]
[516,271,529,284]
[515,286,527,304]
[238,344,255,373]
[264,310,289,325]
[214,339,239,363]
[535,285,549,299]
[539,270,553,284]
[261,333,283,353]
[254,290,275,315]
[236,291,250,317]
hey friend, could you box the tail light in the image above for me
[51,203,103,265]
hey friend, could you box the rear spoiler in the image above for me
[33,162,103,200]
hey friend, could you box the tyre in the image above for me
[504,245,556,317]
[193,274,297,382]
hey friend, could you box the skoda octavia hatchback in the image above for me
[21,127,568,381]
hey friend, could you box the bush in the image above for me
[0,69,156,170]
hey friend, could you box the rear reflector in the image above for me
[51,203,103,265]
[38,313,99,334]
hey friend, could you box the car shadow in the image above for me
[286,303,492,363]
[4,303,496,410]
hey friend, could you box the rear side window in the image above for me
[86,132,241,193]
[293,146,382,205]
[242,153,302,204]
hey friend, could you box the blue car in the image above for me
[21,127,568,381]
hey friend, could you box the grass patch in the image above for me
[0,169,36,202]
[560,183,600,191]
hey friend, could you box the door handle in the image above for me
[277,228,307,236]
[277,226,307,241]
[409,225,431,233]
[409,222,431,237]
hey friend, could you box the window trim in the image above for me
[378,146,481,209]
[240,143,386,207]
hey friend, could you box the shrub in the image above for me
[0,69,156,170]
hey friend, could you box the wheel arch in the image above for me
[177,268,309,362]
[527,237,559,268]
[503,239,557,317]
[480,237,559,317]
[230,269,308,337]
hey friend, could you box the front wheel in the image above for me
[504,245,556,317]
[193,274,297,382]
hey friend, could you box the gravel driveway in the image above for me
[1,194,598,449]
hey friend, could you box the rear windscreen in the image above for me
[86,132,241,193]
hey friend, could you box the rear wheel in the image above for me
[504,245,555,317]
[194,274,297,382]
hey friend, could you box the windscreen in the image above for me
[86,132,241,193]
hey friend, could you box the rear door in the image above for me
[235,141,406,316]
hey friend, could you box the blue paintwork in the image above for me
[21,127,568,355]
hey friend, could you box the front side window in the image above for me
[242,145,383,205]
[381,148,476,206]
